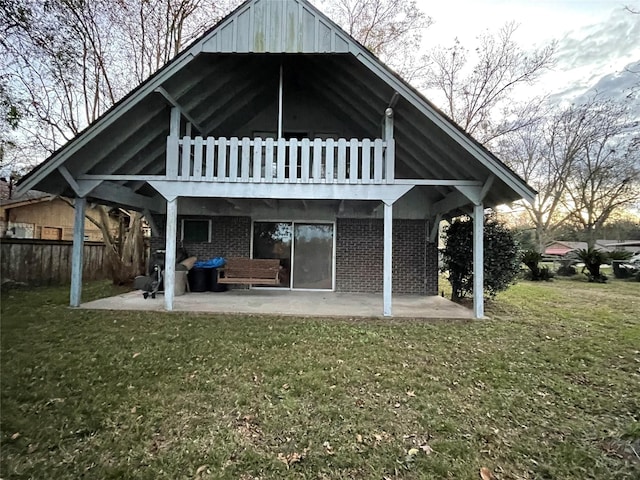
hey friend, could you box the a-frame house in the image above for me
[17,0,535,317]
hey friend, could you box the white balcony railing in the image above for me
[166,136,395,184]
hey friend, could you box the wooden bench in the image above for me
[217,258,281,285]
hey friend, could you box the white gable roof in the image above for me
[202,0,352,53]
[18,0,535,213]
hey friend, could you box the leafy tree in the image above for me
[441,216,520,301]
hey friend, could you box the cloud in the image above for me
[584,61,640,99]
[556,8,640,75]
[544,8,640,106]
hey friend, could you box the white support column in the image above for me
[278,63,284,138]
[170,107,180,136]
[383,201,393,317]
[384,108,394,140]
[473,202,484,319]
[167,107,181,178]
[70,197,86,307]
[164,197,178,311]
[384,108,395,182]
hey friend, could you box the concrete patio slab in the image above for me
[80,289,475,319]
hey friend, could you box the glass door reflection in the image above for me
[252,222,292,287]
[252,221,334,290]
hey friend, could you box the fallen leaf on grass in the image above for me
[11,432,20,440]
[356,434,363,443]
[480,467,494,480]
[420,444,433,454]
[195,464,208,476]
[323,441,335,455]
[406,390,416,397]
[277,449,308,469]
[132,352,141,358]
[407,448,419,456]
[131,406,137,414]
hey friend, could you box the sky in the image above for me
[416,0,640,106]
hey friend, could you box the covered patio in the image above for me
[80,289,474,320]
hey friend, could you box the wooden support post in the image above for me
[473,202,484,319]
[70,197,86,307]
[383,201,393,317]
[164,197,178,311]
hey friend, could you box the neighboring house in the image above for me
[0,191,112,241]
[15,0,536,317]
[544,241,589,257]
[545,239,638,257]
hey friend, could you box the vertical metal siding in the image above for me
[201,0,351,54]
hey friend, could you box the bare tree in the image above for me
[499,96,640,251]
[562,100,640,246]
[111,0,236,84]
[1,0,231,282]
[318,0,432,80]
[423,23,555,143]
[498,101,607,251]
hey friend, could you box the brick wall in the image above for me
[335,218,438,295]
[149,215,251,260]
[151,215,438,295]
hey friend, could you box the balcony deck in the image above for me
[168,136,395,184]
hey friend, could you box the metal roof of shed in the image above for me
[17,0,536,215]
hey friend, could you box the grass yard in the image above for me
[1,279,639,479]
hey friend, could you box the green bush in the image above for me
[576,247,609,283]
[522,249,554,281]
[441,216,520,301]
[608,250,633,261]
[557,264,577,276]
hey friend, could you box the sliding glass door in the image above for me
[252,222,292,288]
[252,221,334,290]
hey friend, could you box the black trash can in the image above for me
[188,267,210,292]
[208,267,227,292]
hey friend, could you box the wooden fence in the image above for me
[0,238,108,286]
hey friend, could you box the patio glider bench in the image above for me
[217,258,281,285]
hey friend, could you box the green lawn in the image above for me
[1,279,639,479]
